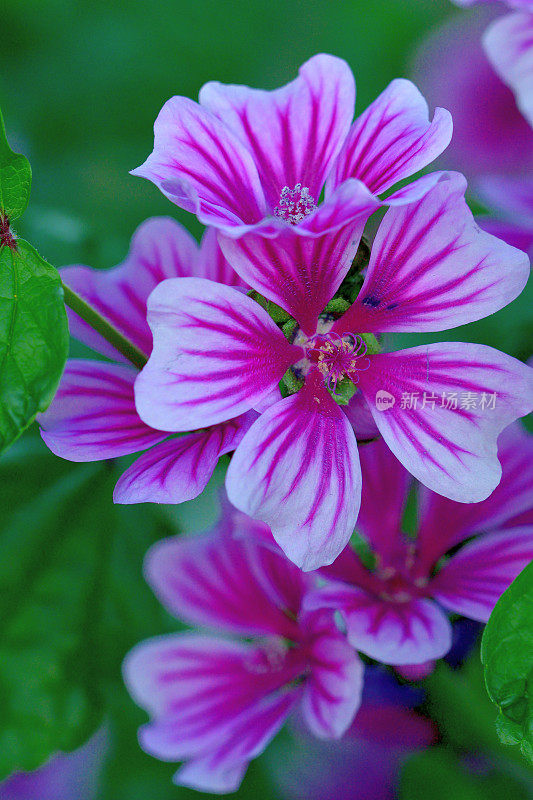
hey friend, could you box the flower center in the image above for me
[274,183,317,224]
[304,332,369,393]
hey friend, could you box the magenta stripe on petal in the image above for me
[357,344,533,503]
[226,370,362,570]
[135,278,300,431]
[39,359,167,461]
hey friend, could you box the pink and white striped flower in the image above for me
[122,518,363,794]
[132,54,452,241]
[303,424,533,665]
[38,217,254,504]
[135,172,533,570]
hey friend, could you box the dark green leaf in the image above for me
[481,561,533,762]
[0,108,31,221]
[0,239,69,454]
[0,435,172,779]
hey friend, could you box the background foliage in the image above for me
[1,1,532,797]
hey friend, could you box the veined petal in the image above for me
[132,96,267,229]
[335,173,530,334]
[199,54,355,209]
[135,278,300,431]
[143,529,306,638]
[195,227,244,287]
[356,437,412,558]
[123,633,298,791]
[62,216,199,361]
[39,360,166,461]
[301,611,364,739]
[219,223,360,335]
[113,415,251,505]
[357,345,533,502]
[304,584,451,665]
[342,390,380,442]
[416,422,533,573]
[327,79,452,197]
[226,371,362,571]
[431,526,533,622]
[484,11,533,128]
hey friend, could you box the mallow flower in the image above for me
[38,217,255,504]
[477,174,533,256]
[452,0,533,128]
[122,517,363,794]
[131,53,452,241]
[135,171,533,570]
[0,726,108,800]
[412,8,533,181]
[267,669,435,800]
[303,424,533,665]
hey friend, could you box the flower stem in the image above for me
[62,282,148,370]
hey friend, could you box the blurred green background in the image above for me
[1,1,532,798]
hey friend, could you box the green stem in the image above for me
[62,283,148,370]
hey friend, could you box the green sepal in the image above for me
[330,377,357,406]
[247,289,291,324]
[349,530,377,571]
[280,367,303,397]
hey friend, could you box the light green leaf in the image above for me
[0,108,31,221]
[481,561,533,761]
[0,238,69,454]
[0,435,172,780]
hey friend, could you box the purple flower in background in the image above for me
[477,175,533,255]
[135,171,532,569]
[304,424,533,665]
[132,54,452,240]
[268,669,435,800]
[450,0,533,128]
[412,9,533,181]
[123,515,363,794]
[0,726,108,800]
[38,217,255,504]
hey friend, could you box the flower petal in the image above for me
[300,611,364,739]
[430,526,533,622]
[226,371,362,571]
[135,277,300,431]
[304,584,451,665]
[334,172,530,334]
[357,344,533,502]
[415,422,533,573]
[484,11,533,128]
[219,223,360,335]
[132,96,267,230]
[195,227,244,286]
[113,415,252,504]
[62,216,199,361]
[123,633,297,791]
[327,78,452,197]
[144,529,306,638]
[39,360,166,461]
[342,390,380,442]
[199,54,355,209]
[356,437,412,557]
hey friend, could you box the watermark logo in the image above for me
[375,390,395,411]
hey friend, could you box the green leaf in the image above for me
[0,238,69,454]
[0,107,31,220]
[0,435,172,779]
[481,561,533,762]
